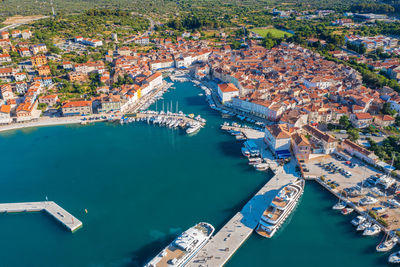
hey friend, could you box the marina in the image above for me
[0,80,397,267]
[0,201,82,232]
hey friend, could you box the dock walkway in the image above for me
[0,201,82,232]
[187,168,298,267]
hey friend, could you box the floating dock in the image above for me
[0,201,82,232]
[187,168,298,267]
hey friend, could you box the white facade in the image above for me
[264,129,291,152]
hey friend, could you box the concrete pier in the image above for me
[187,167,298,267]
[0,201,82,232]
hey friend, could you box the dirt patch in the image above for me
[3,15,46,25]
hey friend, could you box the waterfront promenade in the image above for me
[187,167,298,267]
[0,201,82,232]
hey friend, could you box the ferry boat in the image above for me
[389,251,400,264]
[145,222,214,267]
[255,179,305,238]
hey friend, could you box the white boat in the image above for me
[357,221,372,231]
[359,196,378,206]
[186,123,202,134]
[256,179,305,238]
[389,251,400,264]
[241,147,251,157]
[332,201,346,210]
[145,222,214,267]
[255,163,269,171]
[388,199,400,208]
[351,216,366,226]
[248,158,262,165]
[377,233,398,252]
[363,224,381,236]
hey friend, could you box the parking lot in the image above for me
[304,154,400,230]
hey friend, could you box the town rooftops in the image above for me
[0,104,11,113]
[266,124,291,139]
[292,133,311,146]
[375,114,395,121]
[218,83,239,93]
[355,112,373,120]
[303,124,336,143]
[62,100,92,108]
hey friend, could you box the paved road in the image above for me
[0,16,49,32]
[131,12,156,31]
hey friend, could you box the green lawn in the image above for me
[251,28,293,38]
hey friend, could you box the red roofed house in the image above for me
[0,104,11,124]
[62,100,92,116]
[291,133,311,160]
[264,124,292,158]
[350,112,373,128]
[217,83,239,103]
[374,114,395,127]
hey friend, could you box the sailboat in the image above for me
[377,232,398,252]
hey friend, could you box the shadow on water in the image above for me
[184,96,204,106]
[127,233,177,267]
[217,140,242,158]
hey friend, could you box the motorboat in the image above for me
[241,147,251,157]
[332,201,346,210]
[357,221,372,231]
[363,224,381,236]
[389,251,400,264]
[351,216,366,226]
[255,163,269,171]
[341,208,354,215]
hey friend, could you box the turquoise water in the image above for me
[0,81,392,267]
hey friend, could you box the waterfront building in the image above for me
[98,95,121,113]
[264,124,292,158]
[62,100,92,116]
[217,83,239,104]
[39,95,59,107]
[0,104,11,124]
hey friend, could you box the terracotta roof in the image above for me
[218,83,239,93]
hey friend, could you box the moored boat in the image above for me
[255,179,305,238]
[145,222,214,267]
[363,224,381,236]
[377,232,398,252]
[357,221,372,231]
[341,208,354,215]
[351,215,366,226]
[389,251,400,264]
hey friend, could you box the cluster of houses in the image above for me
[345,35,399,53]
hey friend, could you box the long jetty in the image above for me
[0,201,82,232]
[187,168,298,267]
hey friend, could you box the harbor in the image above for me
[0,80,397,267]
[0,201,82,232]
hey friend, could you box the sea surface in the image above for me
[0,81,391,267]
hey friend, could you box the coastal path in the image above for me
[0,201,82,232]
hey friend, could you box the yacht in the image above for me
[255,179,305,238]
[357,221,372,231]
[359,196,378,206]
[363,224,381,236]
[145,222,214,267]
[332,200,346,210]
[389,251,400,264]
[186,123,202,134]
[377,233,398,252]
[351,216,366,226]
